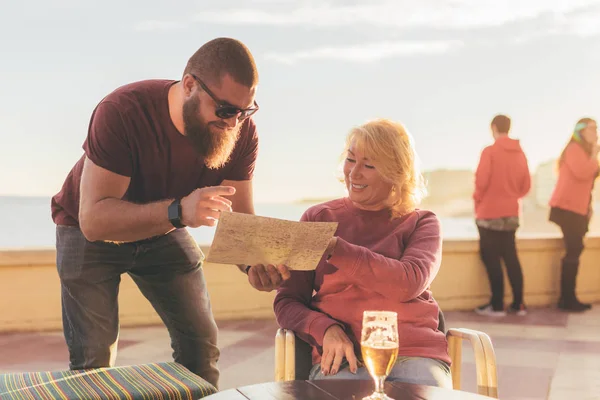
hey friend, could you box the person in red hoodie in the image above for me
[473,115,531,317]
[274,119,451,388]
[549,117,598,312]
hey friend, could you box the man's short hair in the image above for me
[491,114,511,134]
[184,37,259,87]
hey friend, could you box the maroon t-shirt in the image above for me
[51,79,259,226]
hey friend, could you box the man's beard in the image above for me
[182,95,241,169]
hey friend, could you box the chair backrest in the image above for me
[293,309,447,379]
[437,308,446,334]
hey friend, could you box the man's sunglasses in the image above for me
[190,74,259,121]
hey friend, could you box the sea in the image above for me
[0,196,482,250]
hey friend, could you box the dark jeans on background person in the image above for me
[55,226,220,388]
[549,207,590,309]
[477,226,524,310]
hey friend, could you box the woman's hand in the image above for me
[321,325,358,375]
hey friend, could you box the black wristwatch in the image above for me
[168,199,186,229]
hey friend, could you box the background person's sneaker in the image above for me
[474,304,507,317]
[507,303,528,316]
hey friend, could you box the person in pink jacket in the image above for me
[473,115,531,317]
[549,117,598,312]
[274,119,451,388]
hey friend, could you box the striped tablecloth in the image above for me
[0,362,217,399]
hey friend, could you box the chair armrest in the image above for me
[275,328,313,382]
[477,331,499,399]
[275,328,286,381]
[284,330,297,381]
[275,328,299,382]
[447,328,498,399]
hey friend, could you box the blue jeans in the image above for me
[55,226,220,388]
[309,357,452,388]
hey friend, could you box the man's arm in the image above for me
[79,157,175,242]
[79,158,235,243]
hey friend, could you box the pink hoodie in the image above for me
[473,136,531,220]
[549,142,599,216]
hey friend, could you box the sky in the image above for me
[1,0,599,202]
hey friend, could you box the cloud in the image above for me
[512,7,600,43]
[265,40,463,64]
[565,12,600,37]
[133,20,188,32]
[135,0,600,42]
[188,0,600,31]
[132,0,600,64]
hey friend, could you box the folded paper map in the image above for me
[206,211,338,270]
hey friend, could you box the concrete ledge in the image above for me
[1,236,599,332]
[434,236,600,310]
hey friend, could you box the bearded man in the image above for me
[50,37,290,388]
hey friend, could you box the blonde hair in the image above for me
[342,118,427,218]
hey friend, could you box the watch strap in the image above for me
[168,199,186,229]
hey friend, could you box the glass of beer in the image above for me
[360,310,399,400]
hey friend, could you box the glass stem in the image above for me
[374,375,386,393]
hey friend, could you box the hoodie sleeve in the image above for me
[325,212,442,303]
[473,147,492,203]
[273,270,343,347]
[520,152,531,197]
[272,208,344,347]
[564,143,599,181]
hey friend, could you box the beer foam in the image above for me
[362,341,398,349]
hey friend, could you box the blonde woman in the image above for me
[274,119,451,388]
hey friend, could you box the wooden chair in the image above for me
[274,311,499,398]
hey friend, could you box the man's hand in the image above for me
[247,264,291,292]
[321,325,358,376]
[181,186,236,228]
